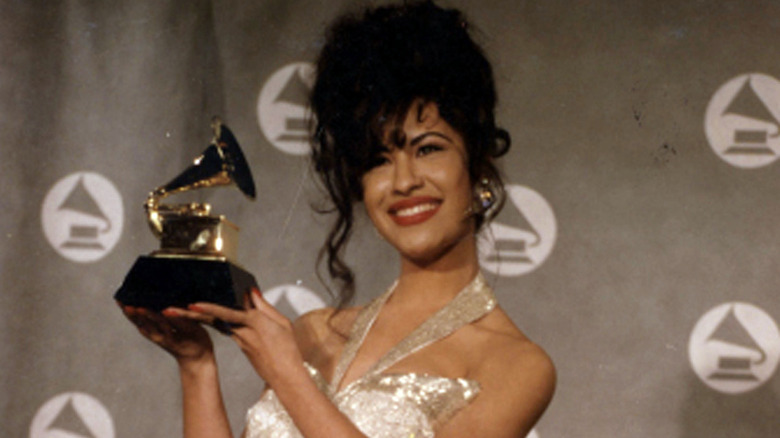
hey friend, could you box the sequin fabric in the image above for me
[245,273,496,438]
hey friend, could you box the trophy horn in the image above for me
[145,118,256,238]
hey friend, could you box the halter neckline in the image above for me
[330,272,496,393]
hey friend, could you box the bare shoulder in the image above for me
[480,330,556,397]
[437,307,554,437]
[450,307,556,436]
[470,307,556,397]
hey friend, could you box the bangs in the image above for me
[351,99,430,175]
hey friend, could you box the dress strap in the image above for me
[329,280,397,391]
[330,273,496,392]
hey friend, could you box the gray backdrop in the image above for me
[2,1,779,437]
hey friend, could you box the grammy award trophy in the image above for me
[115,118,258,313]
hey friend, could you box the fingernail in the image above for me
[188,304,205,312]
[161,308,179,317]
[252,287,262,297]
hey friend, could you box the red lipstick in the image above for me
[388,196,441,226]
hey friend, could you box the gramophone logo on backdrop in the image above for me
[41,172,123,263]
[258,62,316,156]
[478,185,556,276]
[30,392,114,438]
[705,73,780,168]
[688,302,780,394]
[263,283,326,319]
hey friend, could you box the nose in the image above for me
[392,153,422,194]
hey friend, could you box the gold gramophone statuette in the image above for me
[115,118,259,313]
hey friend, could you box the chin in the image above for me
[381,215,476,266]
[401,249,447,267]
[396,234,469,267]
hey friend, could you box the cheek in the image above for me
[361,173,388,218]
[450,174,474,213]
[431,161,472,202]
[361,174,378,202]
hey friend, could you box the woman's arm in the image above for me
[435,339,556,438]
[263,361,368,438]
[178,353,233,438]
[188,290,369,438]
[121,306,234,438]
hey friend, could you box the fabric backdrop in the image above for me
[2,1,779,437]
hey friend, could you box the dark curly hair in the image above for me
[310,0,510,308]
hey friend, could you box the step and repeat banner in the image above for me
[2,1,778,437]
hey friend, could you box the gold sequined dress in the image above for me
[245,273,496,438]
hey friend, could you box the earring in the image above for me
[468,177,502,221]
[477,178,495,211]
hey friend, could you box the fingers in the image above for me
[120,301,243,339]
[145,309,177,339]
[188,287,277,325]
[121,305,172,342]
[183,289,293,342]
[164,304,239,335]
[121,305,153,330]
[187,302,247,326]
[163,307,215,325]
[120,286,293,341]
[122,305,193,334]
[248,288,266,309]
[248,288,289,327]
[120,304,143,325]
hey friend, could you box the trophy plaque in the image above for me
[115,118,258,312]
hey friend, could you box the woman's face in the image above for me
[361,102,475,265]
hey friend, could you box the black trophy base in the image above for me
[114,256,258,311]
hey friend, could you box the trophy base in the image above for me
[114,255,258,311]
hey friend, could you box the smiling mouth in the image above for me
[395,203,439,217]
[389,199,441,225]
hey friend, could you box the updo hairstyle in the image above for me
[310,0,511,307]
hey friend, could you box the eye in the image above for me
[417,144,442,157]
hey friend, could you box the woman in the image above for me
[122,1,555,437]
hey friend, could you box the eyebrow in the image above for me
[409,132,453,146]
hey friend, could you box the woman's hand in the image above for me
[185,288,304,385]
[120,304,214,366]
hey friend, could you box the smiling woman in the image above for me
[120,1,555,438]
[361,102,475,266]
[310,0,513,308]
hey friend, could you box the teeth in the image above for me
[395,203,438,217]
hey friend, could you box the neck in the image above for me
[391,234,481,308]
